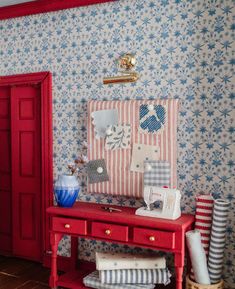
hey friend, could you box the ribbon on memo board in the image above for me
[87,99,179,198]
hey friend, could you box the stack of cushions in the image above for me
[83,252,171,289]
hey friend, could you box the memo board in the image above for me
[87,99,179,198]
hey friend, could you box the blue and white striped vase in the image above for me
[54,175,80,207]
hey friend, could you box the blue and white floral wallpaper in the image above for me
[0,0,234,287]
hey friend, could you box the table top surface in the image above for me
[47,202,194,231]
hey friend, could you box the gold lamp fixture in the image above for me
[103,53,139,85]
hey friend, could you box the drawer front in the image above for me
[133,228,175,249]
[92,222,128,242]
[52,217,87,235]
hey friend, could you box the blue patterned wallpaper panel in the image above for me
[0,0,234,287]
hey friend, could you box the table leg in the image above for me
[175,266,184,289]
[49,232,62,289]
[71,236,78,270]
[186,225,193,275]
[174,253,184,289]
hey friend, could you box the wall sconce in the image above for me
[103,54,139,85]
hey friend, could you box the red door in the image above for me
[0,72,52,264]
[0,86,12,253]
[11,85,42,261]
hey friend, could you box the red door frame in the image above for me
[0,0,117,20]
[0,72,53,262]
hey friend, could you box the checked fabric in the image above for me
[144,160,170,187]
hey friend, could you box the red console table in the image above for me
[47,202,194,289]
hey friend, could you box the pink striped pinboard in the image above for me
[87,99,179,198]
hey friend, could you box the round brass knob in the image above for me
[105,229,111,235]
[149,236,155,242]
[64,224,70,229]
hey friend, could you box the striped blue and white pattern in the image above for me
[144,161,170,188]
[100,268,171,285]
[208,199,230,284]
[83,271,156,289]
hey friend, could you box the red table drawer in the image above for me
[91,222,128,242]
[133,227,175,249]
[52,217,87,235]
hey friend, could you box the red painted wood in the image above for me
[0,86,12,253]
[133,227,175,249]
[0,71,53,263]
[40,72,53,265]
[11,85,42,261]
[0,72,49,85]
[52,217,87,235]
[49,232,63,287]
[0,0,117,20]
[47,202,194,289]
[44,254,79,272]
[47,202,195,231]
[57,265,95,289]
[91,221,128,242]
[175,266,184,289]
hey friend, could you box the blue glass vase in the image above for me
[54,175,79,207]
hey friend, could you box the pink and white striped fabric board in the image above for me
[87,99,179,198]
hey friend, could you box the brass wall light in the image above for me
[103,54,139,84]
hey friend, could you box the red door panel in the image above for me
[11,85,42,261]
[20,193,36,239]
[0,87,12,253]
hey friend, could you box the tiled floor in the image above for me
[0,255,50,289]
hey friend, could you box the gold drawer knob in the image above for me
[149,236,155,242]
[105,229,111,235]
[64,224,71,229]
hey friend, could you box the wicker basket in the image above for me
[186,275,224,289]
